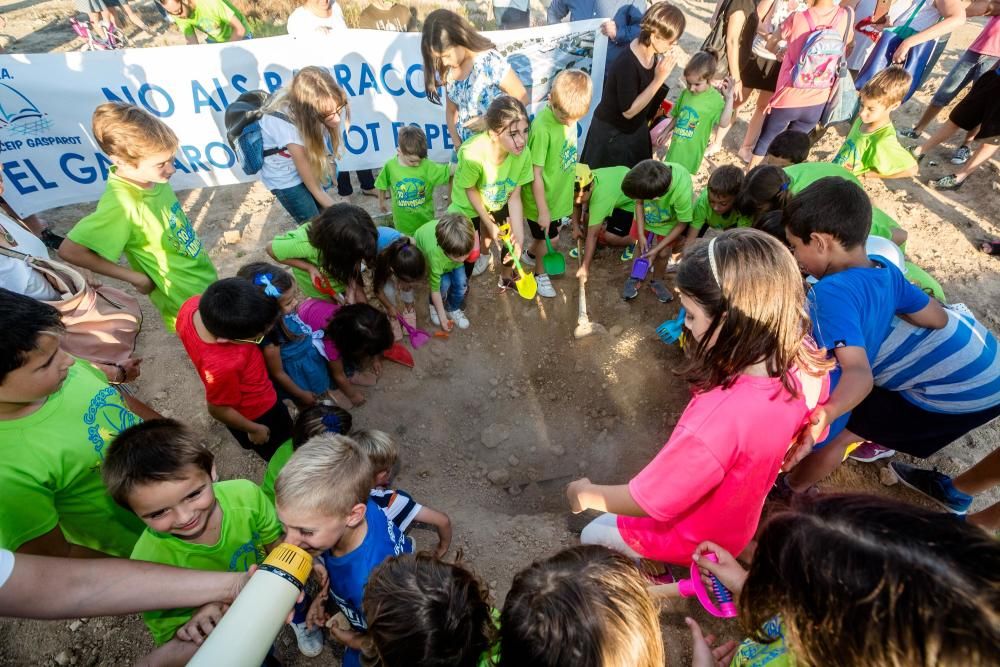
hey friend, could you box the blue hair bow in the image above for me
[254,273,281,298]
[321,413,342,433]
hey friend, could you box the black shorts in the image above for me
[846,386,1000,458]
[526,218,560,240]
[949,71,1000,140]
[466,205,511,276]
[226,399,293,462]
[604,208,634,238]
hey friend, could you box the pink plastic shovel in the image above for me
[397,314,430,349]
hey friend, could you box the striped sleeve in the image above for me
[369,488,423,532]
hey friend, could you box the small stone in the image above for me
[508,455,520,467]
[490,378,499,386]
[487,468,510,485]
[578,460,588,470]
[481,425,510,449]
[550,444,566,456]
[153,391,167,401]
[55,652,71,667]
[508,484,522,496]
[222,230,241,245]
[879,466,899,487]
[69,620,83,632]
[609,324,624,337]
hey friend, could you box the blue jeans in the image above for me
[271,183,321,224]
[336,169,376,196]
[439,267,468,311]
[494,6,530,28]
[930,49,1000,108]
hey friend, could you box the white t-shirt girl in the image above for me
[286,4,347,36]
[259,113,308,191]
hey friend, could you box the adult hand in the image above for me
[248,424,271,446]
[601,19,617,40]
[686,617,740,667]
[892,38,912,64]
[566,478,591,514]
[692,541,747,596]
[655,50,677,82]
[730,78,744,104]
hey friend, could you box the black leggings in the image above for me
[465,204,511,278]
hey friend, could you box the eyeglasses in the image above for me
[232,333,266,345]
[321,104,346,123]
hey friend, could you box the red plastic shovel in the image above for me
[383,342,414,368]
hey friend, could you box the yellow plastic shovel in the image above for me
[497,223,537,300]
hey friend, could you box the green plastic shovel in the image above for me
[498,223,537,300]
[542,235,566,276]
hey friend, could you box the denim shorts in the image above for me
[271,183,321,224]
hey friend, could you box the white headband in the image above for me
[708,237,721,288]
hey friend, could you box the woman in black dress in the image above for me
[582,2,685,169]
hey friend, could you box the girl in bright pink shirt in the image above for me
[566,228,831,565]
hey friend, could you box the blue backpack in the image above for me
[224,90,291,176]
[791,8,848,90]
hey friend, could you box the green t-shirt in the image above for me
[448,133,534,219]
[261,439,293,503]
[520,106,579,222]
[832,119,917,177]
[690,189,752,231]
[784,162,862,193]
[586,166,634,228]
[67,169,217,332]
[637,162,694,236]
[666,88,725,175]
[413,220,463,291]
[730,616,794,666]
[0,359,145,556]
[131,479,282,645]
[374,156,450,236]
[171,0,249,42]
[270,223,345,299]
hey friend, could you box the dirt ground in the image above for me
[2,1,999,665]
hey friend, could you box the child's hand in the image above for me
[176,602,228,645]
[636,233,649,256]
[441,319,454,333]
[566,478,591,514]
[572,225,584,241]
[576,265,589,281]
[131,272,156,295]
[371,356,383,377]
[306,592,330,631]
[783,405,830,471]
[692,541,747,596]
[379,201,388,213]
[248,424,271,446]
[686,617,739,667]
[347,390,366,407]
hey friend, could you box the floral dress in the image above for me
[446,49,512,143]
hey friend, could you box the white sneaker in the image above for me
[447,309,470,329]
[290,620,324,657]
[535,273,556,298]
[520,251,536,267]
[429,306,440,327]
[471,252,491,276]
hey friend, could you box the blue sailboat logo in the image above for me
[0,84,53,137]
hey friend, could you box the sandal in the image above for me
[931,174,965,191]
[622,276,640,301]
[978,239,1000,256]
[650,279,673,303]
[361,189,378,197]
[569,246,580,259]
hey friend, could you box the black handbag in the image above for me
[702,0,735,77]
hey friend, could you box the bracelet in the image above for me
[110,363,127,385]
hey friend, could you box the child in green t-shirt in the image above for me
[0,290,148,559]
[684,165,750,244]
[157,0,250,44]
[569,164,636,282]
[620,160,694,302]
[267,203,378,303]
[376,126,451,236]
[102,419,302,661]
[521,70,594,299]
[59,103,217,332]
[412,215,477,331]
[832,68,919,180]
[448,96,533,292]
[658,51,735,175]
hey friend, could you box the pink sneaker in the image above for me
[848,441,896,463]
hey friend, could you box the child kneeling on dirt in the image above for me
[103,419,289,663]
[520,69,594,298]
[411,214,478,332]
[620,160,694,302]
[570,164,636,281]
[353,429,452,558]
[276,434,411,667]
[566,229,831,566]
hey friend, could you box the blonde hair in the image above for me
[92,102,178,165]
[275,433,372,517]
[267,66,349,183]
[861,67,912,107]
[435,213,475,257]
[351,429,399,473]
[549,70,594,121]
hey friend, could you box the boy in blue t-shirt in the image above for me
[780,178,948,491]
[275,433,411,667]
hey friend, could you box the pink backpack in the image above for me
[791,8,848,89]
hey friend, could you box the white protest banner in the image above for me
[0,22,606,216]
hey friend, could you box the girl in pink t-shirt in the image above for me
[566,228,831,565]
[748,0,854,168]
